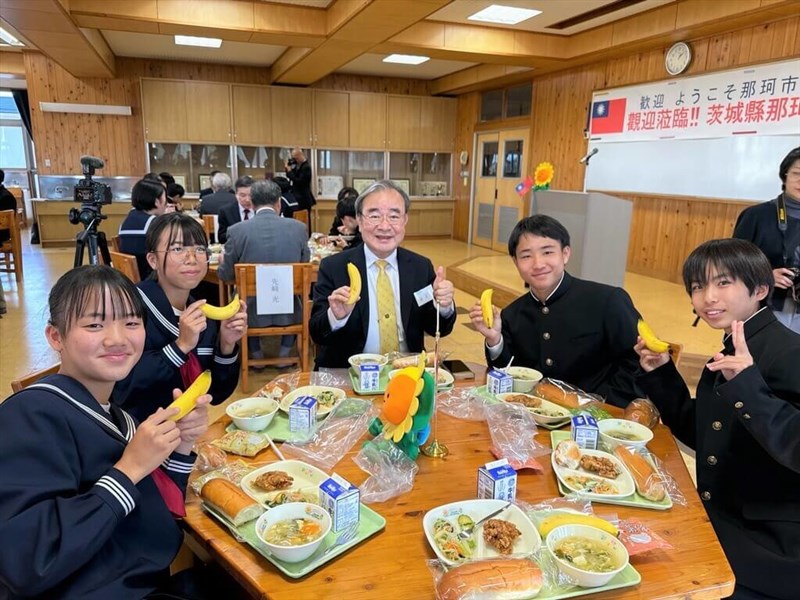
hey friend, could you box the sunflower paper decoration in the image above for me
[534,162,554,190]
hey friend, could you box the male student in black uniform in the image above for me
[469,214,642,407]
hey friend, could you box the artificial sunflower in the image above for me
[534,162,554,190]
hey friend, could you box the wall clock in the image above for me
[665,42,692,76]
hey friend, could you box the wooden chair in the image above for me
[10,363,61,393]
[109,235,121,252]
[109,250,141,284]
[234,263,313,393]
[0,209,23,282]
[668,341,684,367]
[202,214,218,244]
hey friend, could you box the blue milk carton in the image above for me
[486,369,513,395]
[289,395,317,432]
[571,414,599,450]
[477,459,517,501]
[319,473,360,533]
[358,363,381,393]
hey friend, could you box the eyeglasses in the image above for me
[361,212,404,226]
[154,246,210,262]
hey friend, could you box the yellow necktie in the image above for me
[376,260,399,355]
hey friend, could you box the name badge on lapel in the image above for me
[414,284,434,307]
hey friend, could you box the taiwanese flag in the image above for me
[591,98,627,134]
[515,176,533,196]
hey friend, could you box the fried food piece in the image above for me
[504,394,541,408]
[482,519,522,555]
[579,455,620,479]
[254,470,294,491]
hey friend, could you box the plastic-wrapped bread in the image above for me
[392,353,435,369]
[532,380,580,409]
[436,558,543,600]
[200,478,264,526]
[613,445,666,502]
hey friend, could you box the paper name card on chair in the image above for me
[255,265,294,315]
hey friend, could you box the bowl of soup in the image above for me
[504,366,543,393]
[226,397,279,432]
[255,502,332,563]
[348,353,388,369]
[546,524,629,587]
[597,418,653,451]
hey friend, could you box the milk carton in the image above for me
[477,458,517,501]
[289,395,317,432]
[319,473,360,533]
[358,363,381,393]
[571,414,599,450]
[486,369,513,395]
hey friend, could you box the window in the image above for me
[480,83,532,122]
[480,90,504,122]
[481,142,498,177]
[0,126,26,168]
[502,140,523,178]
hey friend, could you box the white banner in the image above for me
[589,59,800,142]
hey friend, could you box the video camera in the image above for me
[69,155,112,229]
[287,157,297,168]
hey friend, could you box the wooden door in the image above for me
[386,96,420,151]
[185,82,232,143]
[420,97,456,152]
[492,128,529,252]
[314,90,349,147]
[232,85,271,145]
[349,92,386,149]
[471,132,498,249]
[271,87,313,147]
[141,79,187,141]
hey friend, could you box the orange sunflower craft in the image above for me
[379,353,427,443]
[533,161,554,190]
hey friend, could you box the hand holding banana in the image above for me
[166,370,212,421]
[328,262,361,320]
[634,319,671,373]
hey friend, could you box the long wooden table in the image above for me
[183,373,735,600]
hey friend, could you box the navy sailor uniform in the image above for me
[0,375,195,599]
[118,208,158,280]
[114,279,240,421]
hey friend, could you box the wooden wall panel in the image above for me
[311,73,432,95]
[452,92,480,242]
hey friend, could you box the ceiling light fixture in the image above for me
[0,27,25,47]
[468,4,542,25]
[383,54,430,65]
[174,35,222,48]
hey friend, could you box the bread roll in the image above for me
[201,478,264,526]
[613,446,666,502]
[392,353,435,369]
[436,559,543,600]
[533,381,580,409]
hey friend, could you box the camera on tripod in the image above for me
[287,157,297,168]
[69,155,113,267]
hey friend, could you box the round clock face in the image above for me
[665,42,691,76]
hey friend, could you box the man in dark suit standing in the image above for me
[217,176,254,243]
[310,180,456,368]
[284,148,314,234]
[198,172,235,216]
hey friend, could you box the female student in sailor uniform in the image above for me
[0,265,211,599]
[115,213,246,421]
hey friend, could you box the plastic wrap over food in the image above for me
[190,459,258,496]
[310,368,351,389]
[388,351,448,370]
[483,402,550,471]
[256,372,301,400]
[353,436,419,503]
[195,441,228,472]
[617,519,674,555]
[437,386,493,421]
[428,555,553,600]
[532,378,605,409]
[623,397,661,429]
[279,397,378,471]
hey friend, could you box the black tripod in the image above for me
[73,212,111,267]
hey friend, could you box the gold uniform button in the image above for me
[734,401,744,409]
[542,307,550,314]
[545,358,554,367]
[707,456,717,466]
[712,421,722,431]
[743,413,751,420]
[701,491,711,501]
[543,332,551,340]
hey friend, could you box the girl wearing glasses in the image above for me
[115,213,246,421]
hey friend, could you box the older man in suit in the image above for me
[218,179,309,362]
[198,172,235,216]
[310,180,456,368]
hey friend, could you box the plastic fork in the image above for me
[322,522,359,556]
[457,501,513,541]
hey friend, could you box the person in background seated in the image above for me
[114,213,245,421]
[198,172,235,217]
[310,180,456,368]
[217,176,254,244]
[118,178,167,280]
[635,238,800,600]
[469,214,642,407]
[0,265,214,599]
[158,172,175,187]
[218,180,310,366]
[329,186,358,236]
[166,183,185,213]
[199,170,219,198]
[0,168,17,244]
[733,146,800,333]
[329,192,361,250]
[272,175,298,218]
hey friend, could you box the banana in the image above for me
[346,262,361,305]
[201,294,240,320]
[480,288,494,329]
[637,319,670,353]
[166,370,212,421]
[538,512,619,538]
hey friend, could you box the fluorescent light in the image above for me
[174,35,222,48]
[0,27,24,47]
[468,4,542,25]
[383,54,430,65]
[39,102,132,116]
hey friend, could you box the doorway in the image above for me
[471,128,529,251]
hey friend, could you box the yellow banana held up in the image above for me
[166,370,212,421]
[480,289,494,329]
[538,513,619,538]
[201,294,240,320]
[346,262,361,305]
[637,319,670,353]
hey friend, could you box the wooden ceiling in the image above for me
[1,0,798,93]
